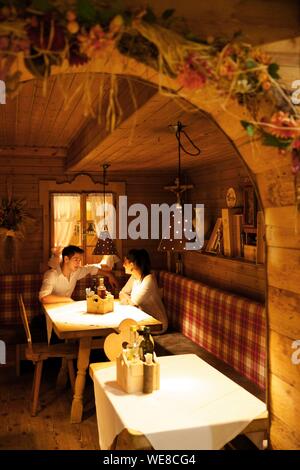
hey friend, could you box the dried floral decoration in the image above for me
[0,197,34,239]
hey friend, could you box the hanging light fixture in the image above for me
[93,164,118,255]
[158,121,201,272]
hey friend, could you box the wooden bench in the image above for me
[0,272,127,372]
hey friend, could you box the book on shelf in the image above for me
[256,211,265,264]
[233,214,243,257]
[222,208,242,257]
[206,218,222,253]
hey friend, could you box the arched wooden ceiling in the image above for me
[0,73,239,173]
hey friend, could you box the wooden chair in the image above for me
[18,294,78,416]
[89,318,139,378]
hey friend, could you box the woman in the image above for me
[119,249,168,333]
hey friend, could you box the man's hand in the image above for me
[108,272,119,289]
[51,245,63,257]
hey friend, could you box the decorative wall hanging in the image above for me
[0,188,35,273]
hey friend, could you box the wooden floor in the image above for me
[0,358,99,450]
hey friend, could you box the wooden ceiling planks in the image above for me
[66,75,158,171]
[81,93,234,172]
[39,74,76,147]
[55,74,103,148]
[0,72,240,172]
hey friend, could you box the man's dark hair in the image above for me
[62,245,84,261]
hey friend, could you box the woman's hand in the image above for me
[119,291,133,305]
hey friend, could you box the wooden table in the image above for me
[43,300,162,423]
[91,354,268,450]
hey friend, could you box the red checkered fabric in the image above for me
[0,274,43,324]
[0,272,130,324]
[157,271,266,390]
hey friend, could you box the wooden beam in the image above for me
[0,146,66,157]
[66,78,158,172]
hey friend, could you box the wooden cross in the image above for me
[164,177,194,206]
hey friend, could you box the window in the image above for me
[39,175,125,271]
[51,192,114,264]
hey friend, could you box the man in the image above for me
[39,245,118,304]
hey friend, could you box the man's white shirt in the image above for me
[39,264,99,300]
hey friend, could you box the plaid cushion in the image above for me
[0,271,129,325]
[0,274,43,324]
[157,271,266,390]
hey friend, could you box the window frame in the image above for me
[39,174,125,272]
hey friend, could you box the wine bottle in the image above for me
[97,277,106,299]
[127,325,140,362]
[139,326,154,361]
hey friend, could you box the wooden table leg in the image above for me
[70,337,91,424]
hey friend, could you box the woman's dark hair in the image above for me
[126,249,151,279]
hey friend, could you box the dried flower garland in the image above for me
[0,1,299,173]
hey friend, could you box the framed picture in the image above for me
[243,185,257,229]
[206,218,222,253]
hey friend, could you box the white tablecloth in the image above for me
[45,300,157,343]
[93,354,266,450]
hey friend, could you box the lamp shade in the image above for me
[157,237,186,253]
[158,210,186,253]
[93,227,118,255]
[157,209,199,253]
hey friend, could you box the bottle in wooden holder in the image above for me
[86,293,114,314]
[143,353,154,394]
[116,351,160,394]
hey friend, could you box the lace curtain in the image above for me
[53,194,80,247]
[88,193,114,238]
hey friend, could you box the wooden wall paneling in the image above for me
[269,329,300,389]
[265,206,300,250]
[269,373,300,444]
[268,246,300,294]
[270,415,300,450]
[268,286,300,339]
[183,251,265,302]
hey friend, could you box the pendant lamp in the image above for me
[158,121,201,271]
[93,164,118,255]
